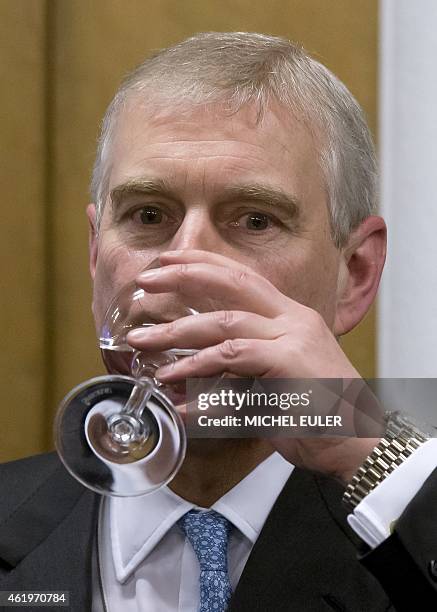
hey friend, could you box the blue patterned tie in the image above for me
[178,509,233,611]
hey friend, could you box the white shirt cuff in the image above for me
[347,438,437,548]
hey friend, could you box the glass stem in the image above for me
[122,378,154,421]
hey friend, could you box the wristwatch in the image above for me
[342,411,433,510]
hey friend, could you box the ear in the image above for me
[86,203,98,280]
[334,215,387,336]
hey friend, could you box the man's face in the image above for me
[89,98,342,333]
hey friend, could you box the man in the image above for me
[1,32,436,611]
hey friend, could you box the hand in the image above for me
[127,249,379,483]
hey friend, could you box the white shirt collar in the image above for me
[110,452,294,582]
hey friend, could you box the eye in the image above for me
[244,212,270,230]
[230,211,274,231]
[135,206,163,224]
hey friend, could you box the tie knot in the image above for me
[178,510,232,572]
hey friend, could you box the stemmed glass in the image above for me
[54,259,196,497]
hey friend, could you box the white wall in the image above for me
[378,0,437,376]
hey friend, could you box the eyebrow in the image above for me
[110,179,177,212]
[219,184,300,218]
[110,178,301,218]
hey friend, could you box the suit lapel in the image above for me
[229,468,391,611]
[0,457,99,612]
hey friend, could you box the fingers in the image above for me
[127,310,282,351]
[159,249,255,272]
[136,261,291,318]
[154,338,280,380]
[130,250,304,381]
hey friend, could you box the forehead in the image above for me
[110,97,321,175]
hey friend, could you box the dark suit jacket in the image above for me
[0,452,436,611]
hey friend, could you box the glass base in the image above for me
[54,375,186,497]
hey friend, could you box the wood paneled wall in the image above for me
[1,0,378,462]
[1,1,47,460]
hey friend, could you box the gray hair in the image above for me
[91,32,377,247]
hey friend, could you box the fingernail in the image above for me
[156,362,174,378]
[138,269,161,281]
[126,328,149,340]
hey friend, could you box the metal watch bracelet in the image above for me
[342,411,431,511]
